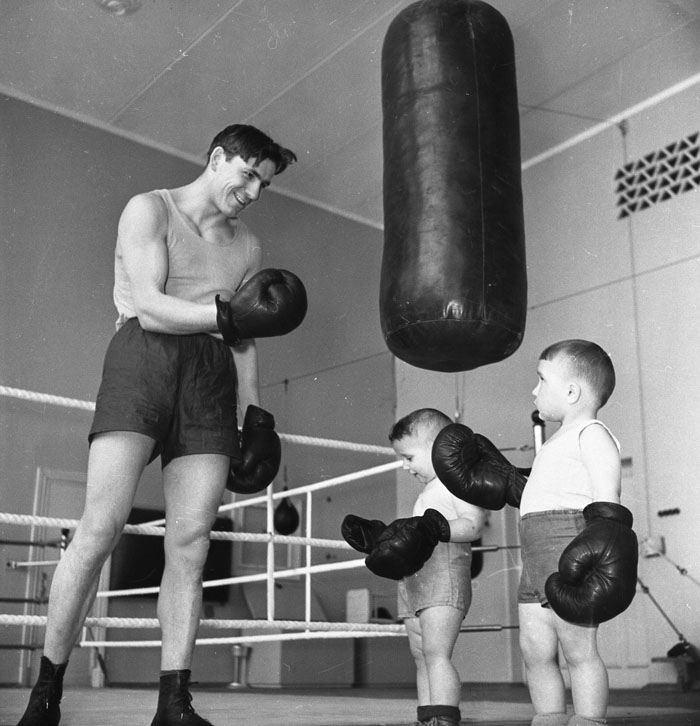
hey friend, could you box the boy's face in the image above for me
[392,432,435,484]
[532,356,571,421]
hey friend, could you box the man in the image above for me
[16,125,306,726]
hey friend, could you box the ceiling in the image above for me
[2,0,700,229]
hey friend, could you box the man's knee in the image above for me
[73,515,125,559]
[164,526,212,571]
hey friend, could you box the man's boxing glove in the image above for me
[365,509,451,581]
[432,423,528,510]
[226,405,281,494]
[544,501,638,625]
[216,268,307,345]
[341,515,388,554]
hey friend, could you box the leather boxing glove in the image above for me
[474,434,529,508]
[365,509,451,581]
[544,501,639,625]
[432,423,528,510]
[341,515,388,554]
[216,268,307,345]
[226,405,281,494]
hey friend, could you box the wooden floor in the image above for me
[1,683,699,726]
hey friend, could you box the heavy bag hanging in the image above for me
[380,0,527,372]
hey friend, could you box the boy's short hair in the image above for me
[540,339,616,407]
[206,124,297,174]
[389,408,452,443]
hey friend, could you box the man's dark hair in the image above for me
[206,124,296,174]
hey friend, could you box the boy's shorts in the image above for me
[398,540,472,619]
[517,509,586,607]
[89,318,241,468]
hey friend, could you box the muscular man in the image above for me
[16,125,305,726]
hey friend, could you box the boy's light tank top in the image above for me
[413,477,478,520]
[519,419,620,516]
[113,189,261,331]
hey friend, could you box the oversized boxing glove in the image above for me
[226,405,281,494]
[365,509,451,580]
[432,423,528,510]
[216,268,307,345]
[341,515,388,554]
[544,501,638,625]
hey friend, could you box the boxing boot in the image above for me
[16,655,68,726]
[149,670,214,726]
[419,705,461,725]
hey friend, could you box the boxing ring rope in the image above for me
[1,384,531,654]
[0,385,394,456]
[0,613,518,649]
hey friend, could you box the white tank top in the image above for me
[519,419,620,516]
[413,477,479,519]
[112,189,261,330]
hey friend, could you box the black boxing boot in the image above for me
[415,706,430,725]
[16,655,68,726]
[421,705,462,726]
[149,670,215,726]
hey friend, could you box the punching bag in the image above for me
[273,488,300,535]
[380,0,526,372]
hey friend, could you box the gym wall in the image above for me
[395,75,700,688]
[0,94,395,686]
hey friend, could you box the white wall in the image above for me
[623,84,700,680]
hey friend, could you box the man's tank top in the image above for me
[519,419,620,516]
[112,189,261,330]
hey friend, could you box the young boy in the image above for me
[431,340,638,726]
[342,408,486,726]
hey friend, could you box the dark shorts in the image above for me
[517,509,586,606]
[398,541,472,619]
[89,318,241,468]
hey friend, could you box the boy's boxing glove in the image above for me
[432,423,528,510]
[341,515,388,554]
[364,509,451,580]
[216,268,307,344]
[544,501,638,625]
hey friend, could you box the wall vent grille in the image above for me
[615,132,700,219]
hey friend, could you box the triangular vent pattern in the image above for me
[616,132,700,219]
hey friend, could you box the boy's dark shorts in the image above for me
[518,509,586,607]
[89,318,241,468]
[398,540,472,619]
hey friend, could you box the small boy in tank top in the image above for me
[518,339,636,726]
